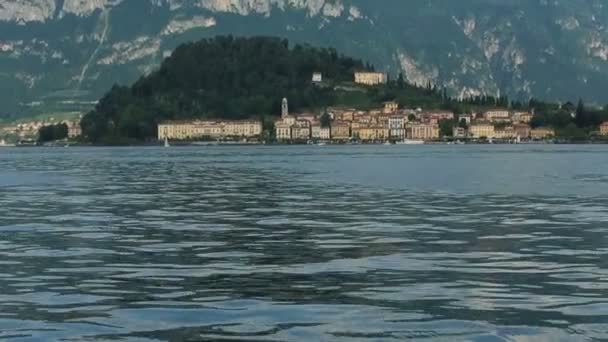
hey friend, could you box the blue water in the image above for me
[0,145,607,341]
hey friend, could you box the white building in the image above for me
[388,116,407,139]
[312,72,323,83]
[320,127,331,140]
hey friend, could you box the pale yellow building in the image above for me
[531,127,555,139]
[484,110,511,122]
[494,126,517,139]
[158,121,199,140]
[407,123,439,140]
[514,124,532,138]
[223,120,262,137]
[357,126,389,141]
[158,120,261,140]
[469,123,495,139]
[320,127,331,140]
[275,121,292,140]
[600,122,608,135]
[292,120,311,140]
[332,122,350,141]
[354,72,387,86]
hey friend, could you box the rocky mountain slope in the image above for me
[2,0,608,118]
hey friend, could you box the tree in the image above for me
[439,119,453,137]
[458,118,468,129]
[397,72,405,89]
[320,112,331,128]
[575,98,587,127]
[408,114,416,122]
[557,123,587,141]
[38,123,68,143]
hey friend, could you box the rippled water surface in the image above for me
[1,145,608,341]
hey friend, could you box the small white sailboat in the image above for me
[164,136,170,148]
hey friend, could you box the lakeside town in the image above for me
[156,72,565,144]
[4,71,608,146]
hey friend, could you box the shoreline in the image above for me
[5,140,608,147]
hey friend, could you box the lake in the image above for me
[0,145,607,341]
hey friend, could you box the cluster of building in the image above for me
[275,98,443,142]
[157,120,262,140]
[0,118,81,140]
[457,110,554,140]
[274,98,554,142]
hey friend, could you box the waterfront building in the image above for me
[514,123,532,138]
[311,124,321,139]
[158,121,197,140]
[377,114,392,127]
[157,120,261,141]
[320,127,331,140]
[388,116,407,139]
[494,126,517,139]
[407,123,439,140]
[223,120,262,137]
[531,127,555,139]
[275,121,292,140]
[354,71,387,86]
[312,72,323,83]
[600,122,608,135]
[358,126,389,141]
[331,121,351,141]
[198,122,224,138]
[469,123,495,138]
[292,120,311,140]
[484,110,511,122]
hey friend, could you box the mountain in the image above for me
[2,0,608,119]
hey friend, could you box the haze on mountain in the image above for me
[1,0,608,119]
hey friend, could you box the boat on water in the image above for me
[383,141,392,146]
[164,137,170,148]
[317,142,327,146]
[395,139,425,145]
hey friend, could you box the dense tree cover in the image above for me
[38,123,68,143]
[529,98,608,137]
[439,119,454,137]
[81,36,369,142]
[320,112,331,128]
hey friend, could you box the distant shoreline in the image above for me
[7,140,608,148]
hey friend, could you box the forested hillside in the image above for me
[80,36,369,142]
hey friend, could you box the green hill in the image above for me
[82,36,374,142]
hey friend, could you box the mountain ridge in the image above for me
[2,0,608,119]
